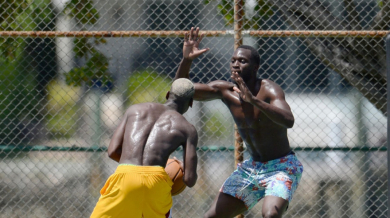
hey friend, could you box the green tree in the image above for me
[0,0,111,143]
[63,0,112,87]
[204,0,273,29]
[126,69,171,106]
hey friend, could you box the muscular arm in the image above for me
[175,27,208,80]
[175,58,226,101]
[182,126,198,187]
[175,27,218,101]
[107,114,128,162]
[251,88,294,128]
[175,58,193,80]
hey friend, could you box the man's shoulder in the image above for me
[259,79,286,96]
[125,102,163,114]
[169,113,195,129]
[261,79,281,88]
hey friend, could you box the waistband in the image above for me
[249,150,296,165]
[115,164,166,174]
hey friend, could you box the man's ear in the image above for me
[189,98,193,108]
[166,91,170,100]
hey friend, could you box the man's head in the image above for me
[166,78,195,114]
[230,45,260,82]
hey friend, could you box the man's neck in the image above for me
[244,77,259,95]
[164,101,182,114]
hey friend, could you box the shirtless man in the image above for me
[90,78,198,218]
[176,27,303,218]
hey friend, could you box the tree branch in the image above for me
[265,0,387,115]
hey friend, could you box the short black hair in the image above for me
[237,45,260,67]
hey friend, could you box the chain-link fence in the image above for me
[0,0,389,217]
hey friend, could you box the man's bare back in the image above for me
[116,103,196,167]
[106,78,198,187]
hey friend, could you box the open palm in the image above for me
[183,27,209,60]
[231,72,253,103]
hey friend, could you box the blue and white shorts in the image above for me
[220,152,303,210]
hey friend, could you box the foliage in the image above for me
[204,0,273,29]
[204,113,232,139]
[63,0,112,87]
[46,80,81,138]
[378,0,383,7]
[0,0,112,87]
[65,38,112,87]
[0,0,110,141]
[0,57,39,144]
[126,69,171,106]
[0,0,35,60]
[64,0,99,25]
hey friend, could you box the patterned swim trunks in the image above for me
[220,151,303,210]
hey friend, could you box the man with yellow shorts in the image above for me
[90,78,202,218]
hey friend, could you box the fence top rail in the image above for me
[0,30,389,38]
[0,145,387,152]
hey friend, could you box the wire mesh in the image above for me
[0,0,388,217]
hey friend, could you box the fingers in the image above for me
[185,27,207,45]
[231,72,239,82]
[188,27,194,41]
[197,47,210,54]
[188,27,200,41]
[197,34,203,44]
[194,27,199,41]
[231,72,245,88]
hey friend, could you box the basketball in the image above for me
[165,158,186,196]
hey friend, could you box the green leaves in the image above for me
[61,0,111,87]
[61,0,110,87]
[65,49,112,87]
[204,0,273,29]
[126,70,171,105]
[0,0,110,87]
[64,0,99,25]
[0,0,30,29]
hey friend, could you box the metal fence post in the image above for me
[233,0,244,168]
[386,34,390,218]
[234,0,244,217]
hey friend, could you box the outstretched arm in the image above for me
[175,27,209,80]
[232,72,295,128]
[182,126,198,187]
[175,27,228,101]
[107,115,127,162]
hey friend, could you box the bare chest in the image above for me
[224,94,271,129]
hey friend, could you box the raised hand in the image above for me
[231,72,254,103]
[183,27,209,60]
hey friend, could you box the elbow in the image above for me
[184,174,198,188]
[107,151,117,161]
[107,148,116,159]
[286,117,294,128]
[108,151,115,159]
[107,148,121,162]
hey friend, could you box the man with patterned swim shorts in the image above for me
[175,27,303,218]
[90,78,199,218]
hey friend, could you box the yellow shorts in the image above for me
[90,165,174,218]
